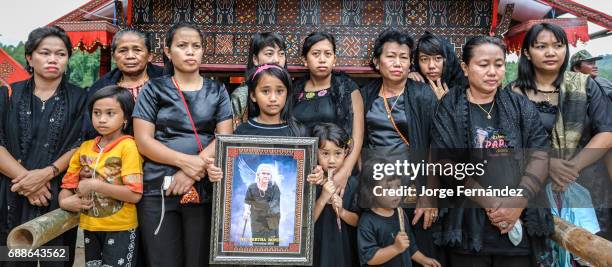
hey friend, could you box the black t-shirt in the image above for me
[358,209,418,267]
[366,96,409,150]
[466,102,530,255]
[235,118,294,137]
[132,76,232,194]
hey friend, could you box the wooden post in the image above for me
[552,216,612,267]
[99,46,111,77]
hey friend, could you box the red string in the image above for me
[172,77,204,152]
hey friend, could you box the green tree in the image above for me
[503,61,518,86]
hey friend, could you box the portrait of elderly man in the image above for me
[243,163,282,246]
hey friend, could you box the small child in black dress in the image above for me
[358,161,441,267]
[311,123,360,267]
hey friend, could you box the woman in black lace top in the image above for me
[509,23,612,242]
[293,32,364,193]
[0,26,87,267]
[432,35,553,267]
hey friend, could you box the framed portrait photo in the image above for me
[210,135,318,265]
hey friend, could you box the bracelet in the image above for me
[49,164,60,177]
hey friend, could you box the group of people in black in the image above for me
[0,20,610,267]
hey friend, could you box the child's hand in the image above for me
[77,178,100,196]
[60,194,93,212]
[307,166,324,185]
[393,231,410,253]
[331,194,344,216]
[321,180,336,201]
[79,166,92,179]
[205,157,223,183]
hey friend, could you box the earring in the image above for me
[123,121,127,130]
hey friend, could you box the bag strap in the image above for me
[381,85,410,145]
[172,77,204,152]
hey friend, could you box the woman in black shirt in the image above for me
[293,32,364,193]
[509,23,612,242]
[133,23,232,267]
[0,26,86,267]
[432,35,552,267]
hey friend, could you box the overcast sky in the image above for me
[0,0,609,59]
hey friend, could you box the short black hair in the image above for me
[370,29,414,72]
[88,85,136,135]
[312,123,350,150]
[514,23,569,93]
[301,32,336,57]
[246,32,287,69]
[24,26,73,72]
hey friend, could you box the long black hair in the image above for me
[24,26,73,73]
[163,22,204,76]
[88,85,136,135]
[414,32,465,87]
[246,64,303,136]
[246,32,287,69]
[514,23,569,93]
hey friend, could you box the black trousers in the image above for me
[84,228,137,267]
[137,195,211,267]
[449,251,532,267]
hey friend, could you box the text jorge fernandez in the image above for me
[370,160,524,198]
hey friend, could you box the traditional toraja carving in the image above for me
[494,4,515,38]
[131,0,491,69]
[7,209,79,249]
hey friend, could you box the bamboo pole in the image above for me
[7,209,79,249]
[552,216,612,267]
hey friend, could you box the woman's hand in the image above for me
[11,167,54,196]
[166,170,195,196]
[419,257,442,267]
[413,208,438,230]
[177,154,207,180]
[407,72,425,83]
[550,158,578,192]
[307,166,325,185]
[428,79,448,100]
[59,194,93,212]
[205,157,223,183]
[26,184,52,207]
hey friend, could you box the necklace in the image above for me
[35,90,57,112]
[119,72,149,88]
[468,89,495,120]
[258,188,266,197]
[380,85,410,145]
[535,88,559,103]
[381,85,405,117]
